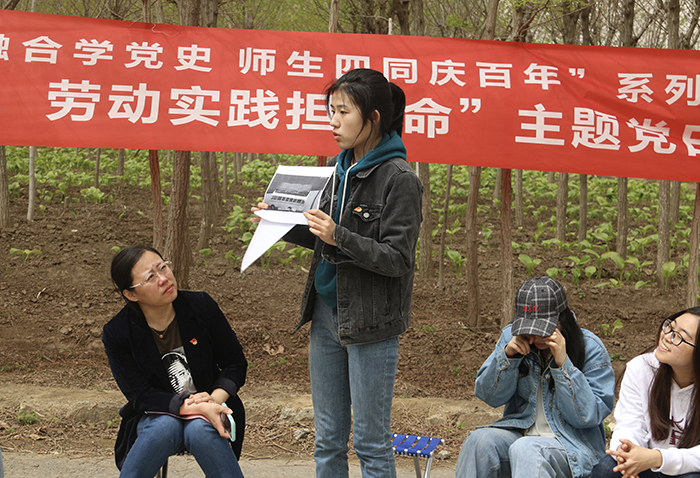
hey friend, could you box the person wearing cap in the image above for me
[455,276,615,478]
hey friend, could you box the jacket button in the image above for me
[572,456,577,461]
[363,212,369,218]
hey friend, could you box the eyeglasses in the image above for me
[662,319,696,348]
[129,261,173,289]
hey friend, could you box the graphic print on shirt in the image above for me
[669,417,686,445]
[162,347,197,395]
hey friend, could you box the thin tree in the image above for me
[555,172,568,241]
[0,146,10,228]
[149,150,164,252]
[616,177,628,259]
[164,0,203,288]
[465,0,501,327]
[500,169,514,327]
[198,151,223,250]
[93,148,101,187]
[657,180,671,286]
[578,174,588,242]
[142,0,165,252]
[686,184,700,307]
[27,146,37,221]
[438,165,453,289]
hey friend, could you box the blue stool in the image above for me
[392,433,444,478]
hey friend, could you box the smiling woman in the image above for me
[591,308,700,478]
[103,245,248,478]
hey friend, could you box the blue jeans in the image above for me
[119,414,244,478]
[592,454,700,478]
[309,297,400,478]
[455,428,573,478]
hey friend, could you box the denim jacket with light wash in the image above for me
[475,324,615,478]
[284,156,423,346]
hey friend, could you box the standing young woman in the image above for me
[592,308,700,478]
[252,68,423,478]
[104,246,247,478]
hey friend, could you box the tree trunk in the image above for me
[493,168,501,202]
[515,169,523,228]
[483,0,501,39]
[686,184,700,308]
[222,152,228,201]
[329,0,340,33]
[580,1,593,45]
[670,182,681,227]
[233,152,241,183]
[438,165,453,289]
[622,0,637,47]
[561,0,581,44]
[93,148,101,188]
[616,177,628,259]
[164,151,191,288]
[0,146,10,228]
[27,146,37,222]
[411,0,425,36]
[578,174,588,242]
[500,169,514,328]
[555,172,568,242]
[149,150,164,252]
[548,171,556,183]
[466,166,481,326]
[657,180,671,286]
[198,151,221,250]
[418,163,433,279]
[117,149,125,180]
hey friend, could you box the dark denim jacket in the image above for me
[284,157,423,345]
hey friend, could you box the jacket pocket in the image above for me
[349,204,382,241]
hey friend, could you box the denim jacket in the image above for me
[475,325,615,478]
[284,156,423,345]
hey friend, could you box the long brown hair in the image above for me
[649,307,700,447]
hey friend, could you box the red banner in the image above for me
[1,10,699,181]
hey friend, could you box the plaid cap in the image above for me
[511,276,567,337]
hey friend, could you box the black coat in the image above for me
[102,290,247,469]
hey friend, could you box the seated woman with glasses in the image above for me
[591,308,700,478]
[103,246,247,478]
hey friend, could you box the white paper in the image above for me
[241,219,296,272]
[240,165,334,272]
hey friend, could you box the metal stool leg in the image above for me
[154,456,168,478]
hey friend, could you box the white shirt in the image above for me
[610,353,700,475]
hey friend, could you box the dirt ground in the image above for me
[0,181,688,464]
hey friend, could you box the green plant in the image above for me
[261,242,286,269]
[17,408,39,425]
[268,357,287,366]
[518,254,541,277]
[662,261,677,289]
[626,257,653,282]
[225,250,241,268]
[199,248,212,267]
[546,267,566,280]
[80,186,110,203]
[452,365,462,375]
[288,246,310,271]
[602,251,626,282]
[564,255,591,286]
[600,319,623,337]
[10,248,41,263]
[445,247,466,278]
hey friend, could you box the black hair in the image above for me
[518,307,587,390]
[324,68,406,140]
[648,307,700,447]
[110,245,163,310]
